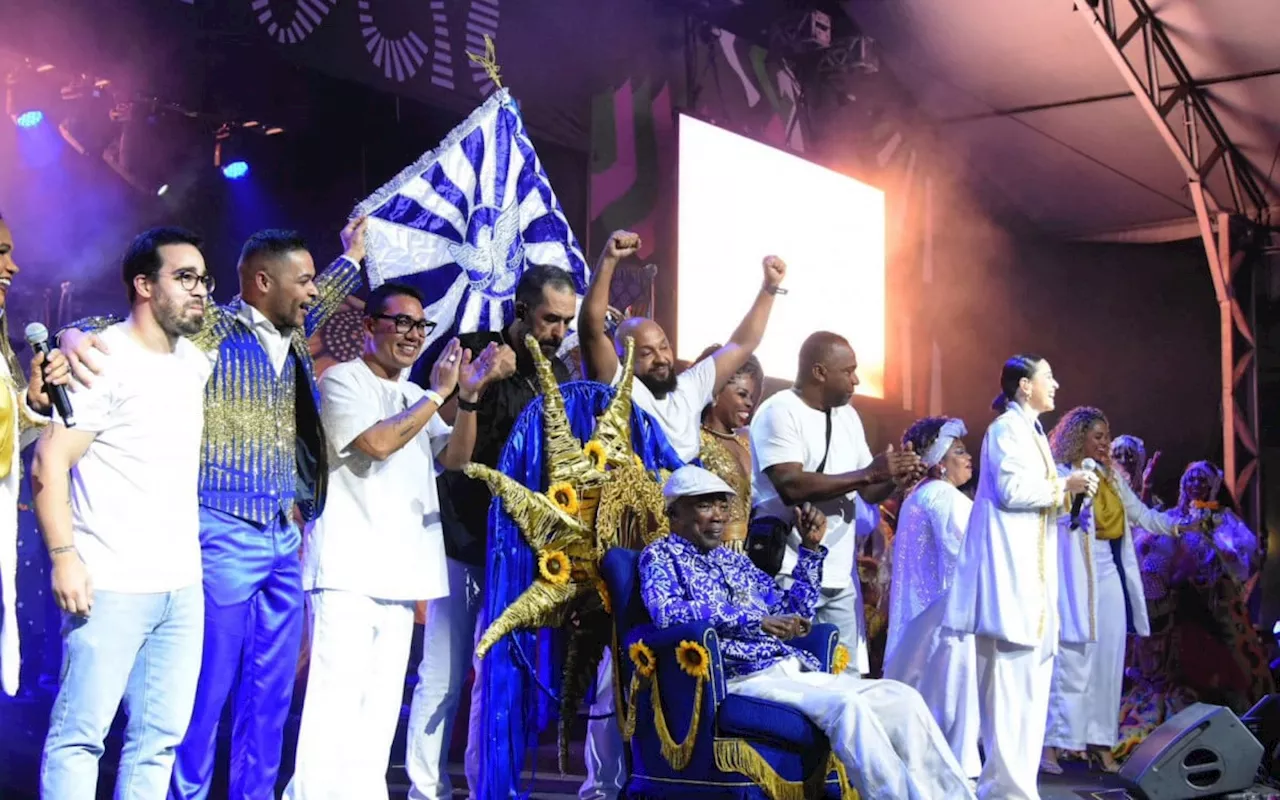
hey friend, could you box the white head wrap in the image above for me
[662,465,736,508]
[922,418,967,467]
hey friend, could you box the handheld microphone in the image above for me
[1069,457,1098,530]
[25,323,74,427]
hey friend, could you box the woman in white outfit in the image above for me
[884,416,980,778]
[1040,407,1179,775]
[943,354,1096,800]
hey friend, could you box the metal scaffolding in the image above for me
[1074,0,1267,532]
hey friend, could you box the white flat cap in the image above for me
[662,465,737,508]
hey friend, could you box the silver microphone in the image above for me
[1070,458,1099,530]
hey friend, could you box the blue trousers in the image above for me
[170,507,304,800]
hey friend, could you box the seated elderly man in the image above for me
[640,466,975,800]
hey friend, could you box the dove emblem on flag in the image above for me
[352,88,588,375]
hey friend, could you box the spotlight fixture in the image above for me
[222,161,250,180]
[211,118,282,181]
[5,69,49,126]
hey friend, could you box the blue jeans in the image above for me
[41,585,204,799]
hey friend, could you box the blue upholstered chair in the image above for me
[601,547,856,800]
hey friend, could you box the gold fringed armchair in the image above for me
[601,548,858,800]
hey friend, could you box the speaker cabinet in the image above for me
[1120,703,1263,799]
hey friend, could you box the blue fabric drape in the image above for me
[476,380,682,800]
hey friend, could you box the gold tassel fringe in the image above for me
[712,740,807,800]
[649,668,703,770]
[713,740,858,800]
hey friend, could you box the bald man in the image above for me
[750,331,922,677]
[575,231,785,800]
[578,231,785,463]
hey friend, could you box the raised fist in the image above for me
[762,255,786,289]
[603,231,641,261]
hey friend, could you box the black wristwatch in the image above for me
[457,396,482,413]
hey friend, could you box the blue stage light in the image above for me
[14,110,43,128]
[221,160,249,180]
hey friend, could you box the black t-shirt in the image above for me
[436,330,572,565]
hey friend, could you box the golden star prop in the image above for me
[462,334,671,770]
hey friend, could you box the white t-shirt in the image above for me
[68,324,212,593]
[611,356,716,463]
[749,388,874,589]
[305,359,452,601]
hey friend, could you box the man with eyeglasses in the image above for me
[285,282,511,798]
[58,221,368,800]
[33,227,214,797]
[407,262,574,800]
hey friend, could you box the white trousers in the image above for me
[975,634,1055,800]
[1045,543,1127,750]
[581,646,625,800]
[729,659,974,800]
[882,598,981,778]
[407,558,485,800]
[284,590,416,800]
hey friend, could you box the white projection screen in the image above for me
[676,113,886,398]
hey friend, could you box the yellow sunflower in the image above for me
[629,641,657,678]
[537,550,572,585]
[596,580,613,614]
[831,644,850,675]
[675,640,711,680]
[583,440,607,471]
[547,481,580,515]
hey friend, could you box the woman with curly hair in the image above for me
[695,344,764,553]
[884,416,980,779]
[1041,407,1177,775]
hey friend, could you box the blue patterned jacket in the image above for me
[68,255,361,526]
[639,533,826,679]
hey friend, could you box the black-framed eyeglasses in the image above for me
[171,270,215,294]
[373,314,436,335]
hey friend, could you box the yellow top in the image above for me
[1093,474,1126,541]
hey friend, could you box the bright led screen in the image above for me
[676,114,885,397]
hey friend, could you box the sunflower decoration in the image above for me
[462,335,673,771]
[583,440,608,471]
[547,482,581,516]
[629,641,657,678]
[675,640,711,680]
[537,550,572,585]
[831,644,851,675]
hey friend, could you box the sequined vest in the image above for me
[198,305,328,525]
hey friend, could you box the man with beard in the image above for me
[59,222,367,799]
[34,227,214,797]
[0,213,73,698]
[407,263,568,800]
[574,231,784,800]
[578,231,784,464]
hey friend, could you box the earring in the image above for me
[939,466,948,477]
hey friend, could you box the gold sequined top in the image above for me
[67,256,361,523]
[699,428,752,544]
